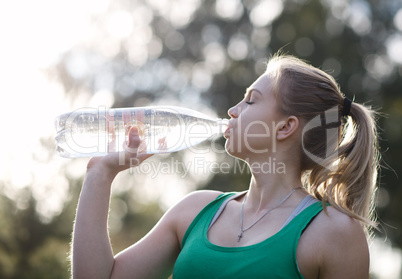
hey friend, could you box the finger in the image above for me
[127,126,141,150]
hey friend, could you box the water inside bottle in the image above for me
[55,107,229,158]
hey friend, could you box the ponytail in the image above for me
[307,101,379,235]
[266,53,380,235]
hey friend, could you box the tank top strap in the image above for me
[208,191,247,231]
[280,195,318,229]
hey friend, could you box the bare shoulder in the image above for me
[166,190,223,244]
[172,190,224,217]
[298,205,369,279]
[316,206,367,244]
[300,205,368,251]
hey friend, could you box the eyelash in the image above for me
[245,101,254,105]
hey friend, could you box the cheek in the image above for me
[226,120,274,155]
[242,121,271,150]
[243,120,270,135]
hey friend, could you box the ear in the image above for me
[276,116,299,141]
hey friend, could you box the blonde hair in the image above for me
[266,54,379,235]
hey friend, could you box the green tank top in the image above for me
[172,192,324,279]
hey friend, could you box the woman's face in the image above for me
[225,73,284,160]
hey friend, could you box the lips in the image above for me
[223,128,231,139]
[224,121,235,138]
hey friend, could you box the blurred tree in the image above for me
[0,184,74,278]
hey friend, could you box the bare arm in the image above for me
[72,127,153,279]
[72,161,117,279]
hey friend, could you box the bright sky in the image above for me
[0,0,91,217]
[0,1,400,277]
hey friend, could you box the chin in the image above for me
[224,140,250,161]
[224,139,239,157]
[225,140,272,162]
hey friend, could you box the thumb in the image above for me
[127,126,141,150]
[125,126,153,166]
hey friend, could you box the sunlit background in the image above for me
[0,0,401,278]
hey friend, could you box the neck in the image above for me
[244,156,305,213]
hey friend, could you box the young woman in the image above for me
[72,54,379,279]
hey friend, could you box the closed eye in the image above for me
[245,101,254,105]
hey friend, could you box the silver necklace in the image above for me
[237,187,303,242]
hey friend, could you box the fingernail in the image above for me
[131,126,139,135]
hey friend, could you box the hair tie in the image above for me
[342,97,352,116]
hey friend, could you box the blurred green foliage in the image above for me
[1,0,401,278]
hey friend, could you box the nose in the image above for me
[228,105,239,118]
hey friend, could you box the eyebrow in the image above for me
[244,88,263,97]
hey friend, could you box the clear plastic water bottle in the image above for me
[54,106,229,158]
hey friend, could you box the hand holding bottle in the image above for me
[86,126,153,176]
